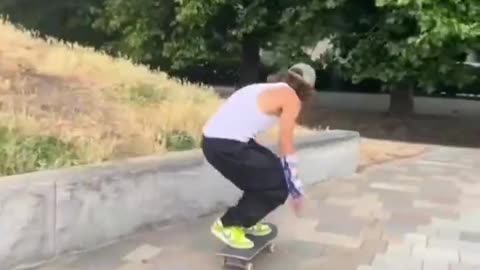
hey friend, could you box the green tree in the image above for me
[168,0,283,86]
[94,0,313,87]
[92,0,177,68]
[0,0,106,47]
[281,0,480,115]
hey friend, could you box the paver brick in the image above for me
[395,175,424,182]
[459,197,480,210]
[360,193,381,203]
[431,218,460,230]
[412,245,459,264]
[416,164,449,174]
[428,238,461,249]
[390,211,432,226]
[428,195,459,206]
[342,239,388,267]
[334,183,358,195]
[306,231,363,249]
[460,249,480,266]
[450,263,479,270]
[381,193,412,207]
[315,215,365,237]
[371,254,422,270]
[369,182,419,193]
[423,260,449,270]
[361,239,388,255]
[413,200,455,211]
[458,241,480,254]
[313,202,352,220]
[460,231,480,243]
[417,160,472,169]
[459,212,480,232]
[431,175,458,182]
[361,222,384,240]
[384,243,412,257]
[419,181,460,198]
[325,196,359,207]
[435,227,461,240]
[416,225,437,237]
[122,244,162,263]
[383,222,419,239]
[315,248,367,270]
[356,265,373,270]
[351,207,391,221]
[412,200,460,220]
[116,263,150,270]
[405,233,427,248]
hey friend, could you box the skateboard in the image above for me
[216,222,278,270]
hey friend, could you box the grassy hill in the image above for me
[0,19,434,177]
[0,19,224,176]
[0,19,321,176]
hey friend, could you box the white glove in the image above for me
[281,154,304,199]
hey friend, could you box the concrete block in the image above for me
[0,178,55,270]
[0,129,361,270]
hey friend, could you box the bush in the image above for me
[0,127,79,176]
[164,130,196,151]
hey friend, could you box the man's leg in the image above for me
[201,137,256,249]
[213,180,283,240]
[221,188,287,226]
[230,139,289,235]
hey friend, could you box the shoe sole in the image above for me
[244,230,272,237]
[211,227,254,249]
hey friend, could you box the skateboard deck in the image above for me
[216,222,278,270]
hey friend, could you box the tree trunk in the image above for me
[237,35,260,88]
[388,82,414,117]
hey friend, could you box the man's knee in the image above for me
[266,187,289,206]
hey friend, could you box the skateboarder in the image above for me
[201,63,316,249]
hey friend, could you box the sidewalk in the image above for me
[33,145,480,270]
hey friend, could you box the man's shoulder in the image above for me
[242,82,289,89]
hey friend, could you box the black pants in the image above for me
[201,136,289,228]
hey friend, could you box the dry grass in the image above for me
[0,19,433,176]
[0,19,323,172]
[0,19,222,166]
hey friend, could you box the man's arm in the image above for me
[278,90,301,157]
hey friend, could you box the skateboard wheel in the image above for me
[268,243,275,253]
[245,262,253,270]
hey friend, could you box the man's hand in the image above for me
[281,154,305,216]
[289,196,305,217]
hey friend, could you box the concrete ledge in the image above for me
[0,129,360,270]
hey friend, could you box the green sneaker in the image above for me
[210,218,254,249]
[244,223,272,236]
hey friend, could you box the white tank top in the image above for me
[203,82,287,142]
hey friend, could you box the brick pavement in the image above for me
[32,145,480,270]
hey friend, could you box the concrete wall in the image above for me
[316,92,480,117]
[213,86,480,117]
[0,130,360,270]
